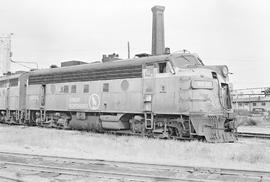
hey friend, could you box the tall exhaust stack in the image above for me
[151,5,165,55]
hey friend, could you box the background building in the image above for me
[232,87,270,112]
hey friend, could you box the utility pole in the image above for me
[127,41,130,59]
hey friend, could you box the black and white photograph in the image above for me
[0,0,270,181]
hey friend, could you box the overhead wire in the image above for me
[10,60,32,69]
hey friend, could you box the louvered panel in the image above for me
[29,66,141,80]
[29,65,142,85]
[29,73,141,84]
[29,71,141,83]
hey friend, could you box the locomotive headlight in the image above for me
[222,66,229,77]
[191,80,213,89]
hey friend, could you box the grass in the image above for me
[0,124,270,171]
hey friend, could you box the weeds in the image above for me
[245,119,258,126]
[230,146,267,164]
[236,116,259,126]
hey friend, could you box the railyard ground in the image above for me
[237,115,270,133]
[0,123,270,171]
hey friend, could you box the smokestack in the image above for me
[151,5,165,55]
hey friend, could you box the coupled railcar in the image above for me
[0,73,28,123]
[0,52,236,142]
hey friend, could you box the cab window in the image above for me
[173,55,202,68]
[158,62,167,73]
[63,85,69,93]
[71,85,76,93]
[83,84,89,93]
[103,83,109,92]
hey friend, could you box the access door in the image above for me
[40,84,46,108]
[39,84,46,121]
[5,87,10,115]
[142,63,156,112]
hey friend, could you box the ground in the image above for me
[238,125,270,134]
[0,124,270,171]
[237,115,270,133]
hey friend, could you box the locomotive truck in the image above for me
[0,52,236,142]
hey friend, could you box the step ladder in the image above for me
[15,110,20,121]
[40,108,46,122]
[19,110,24,124]
[25,110,30,121]
[5,109,10,121]
[144,112,154,130]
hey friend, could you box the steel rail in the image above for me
[0,151,269,179]
[0,175,24,182]
[0,161,222,182]
[237,132,270,139]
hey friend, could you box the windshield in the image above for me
[172,55,202,68]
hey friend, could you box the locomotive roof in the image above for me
[27,53,204,85]
[29,54,171,76]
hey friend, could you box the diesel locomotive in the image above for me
[0,52,236,142]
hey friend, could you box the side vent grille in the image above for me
[29,65,142,85]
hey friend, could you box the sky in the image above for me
[1,0,270,89]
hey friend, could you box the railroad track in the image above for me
[237,132,270,139]
[0,175,23,182]
[0,151,269,182]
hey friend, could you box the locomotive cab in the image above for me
[166,53,236,142]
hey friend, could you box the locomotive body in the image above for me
[0,52,236,142]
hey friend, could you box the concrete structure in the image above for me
[151,6,165,55]
[232,87,270,112]
[0,34,12,75]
